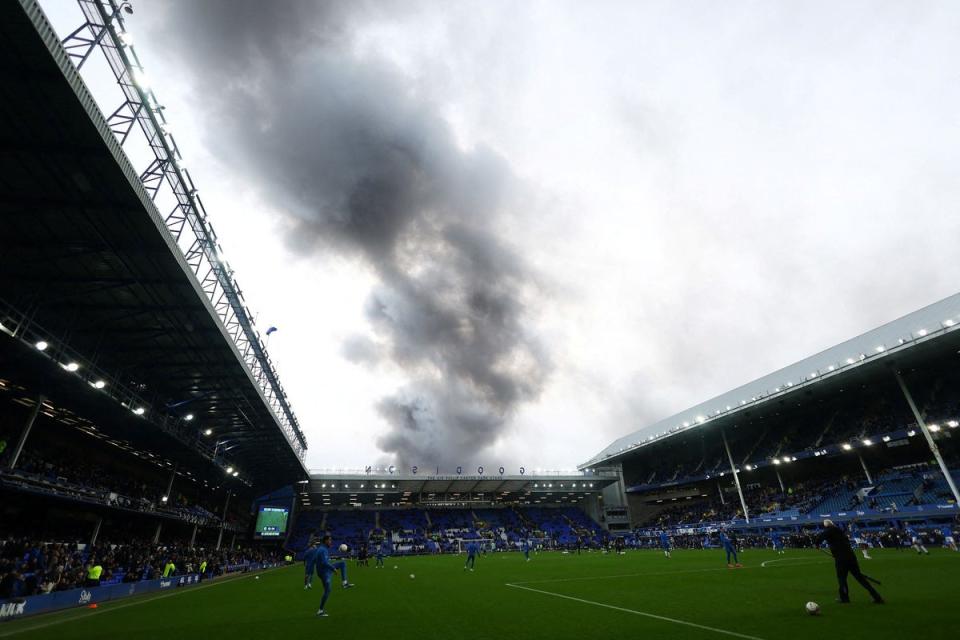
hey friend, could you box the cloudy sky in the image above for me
[43,0,960,472]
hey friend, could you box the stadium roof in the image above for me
[299,471,619,507]
[582,293,960,468]
[0,0,306,488]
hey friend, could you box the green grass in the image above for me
[2,548,957,639]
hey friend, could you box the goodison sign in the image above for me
[365,466,526,476]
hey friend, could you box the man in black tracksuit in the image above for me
[816,520,884,604]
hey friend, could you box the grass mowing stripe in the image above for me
[506,582,769,640]
[0,567,284,638]
[511,559,830,585]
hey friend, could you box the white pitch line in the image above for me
[506,583,768,640]
[0,566,286,638]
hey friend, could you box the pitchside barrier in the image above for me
[0,563,281,623]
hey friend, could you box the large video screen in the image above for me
[254,505,290,538]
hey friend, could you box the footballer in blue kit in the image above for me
[719,531,741,568]
[376,538,390,568]
[770,531,784,555]
[659,531,671,558]
[521,537,531,561]
[315,534,355,618]
[303,539,319,589]
[464,541,479,571]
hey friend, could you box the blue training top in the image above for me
[315,546,337,579]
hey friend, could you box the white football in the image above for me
[409,574,415,579]
[805,601,820,615]
[254,576,259,580]
[339,544,348,552]
[393,565,398,569]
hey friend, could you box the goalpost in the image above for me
[457,538,496,554]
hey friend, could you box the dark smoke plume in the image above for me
[153,0,551,467]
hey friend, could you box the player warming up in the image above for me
[659,531,672,558]
[942,524,958,552]
[770,531,785,555]
[719,531,741,568]
[315,535,355,618]
[303,538,319,589]
[522,537,531,561]
[464,540,479,571]
[906,525,929,555]
[850,523,871,560]
[376,538,390,568]
[816,520,883,604]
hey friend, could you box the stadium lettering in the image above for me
[0,602,25,619]
[388,465,395,475]
[411,466,418,474]
[520,467,525,475]
[456,466,462,475]
[477,466,484,474]
[499,466,505,474]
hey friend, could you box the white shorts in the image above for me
[946,536,955,544]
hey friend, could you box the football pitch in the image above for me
[2,549,956,639]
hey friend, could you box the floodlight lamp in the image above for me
[204,429,213,436]
[841,443,852,451]
[232,471,239,477]
[226,466,234,474]
[185,413,194,421]
[64,362,80,372]
[35,341,48,351]
[929,424,941,432]
[133,407,145,415]
[93,380,106,389]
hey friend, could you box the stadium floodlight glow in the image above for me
[185,414,194,421]
[846,358,855,364]
[841,443,852,451]
[745,464,753,471]
[946,319,956,327]
[948,421,959,428]
[63,362,80,372]
[882,436,891,442]
[35,340,49,351]
[875,345,885,353]
[232,471,239,477]
[92,380,106,389]
[204,428,213,436]
[929,424,941,432]
[918,328,928,336]
[828,365,835,371]
[907,430,916,436]
[773,459,781,465]
[791,456,797,462]
[161,495,168,502]
[133,407,145,416]
[225,466,234,474]
[863,439,873,446]
[132,68,150,89]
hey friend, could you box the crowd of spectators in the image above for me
[0,535,282,600]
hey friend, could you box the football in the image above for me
[338,544,348,552]
[409,574,415,579]
[805,602,820,616]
